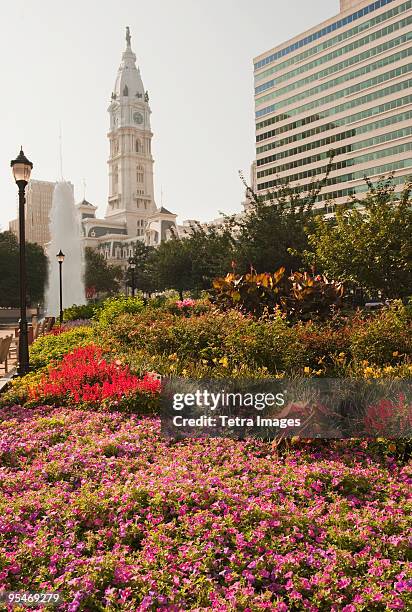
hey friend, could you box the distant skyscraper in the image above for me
[9,180,56,247]
[253,0,412,209]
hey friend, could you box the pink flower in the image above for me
[176,298,196,309]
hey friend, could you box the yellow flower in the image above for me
[363,366,378,378]
[392,351,399,358]
[168,353,178,361]
[181,369,188,376]
[219,356,229,368]
[339,352,345,358]
[304,366,311,374]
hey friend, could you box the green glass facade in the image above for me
[254,0,412,203]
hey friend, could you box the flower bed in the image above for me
[99,302,412,379]
[0,405,410,610]
[27,345,160,412]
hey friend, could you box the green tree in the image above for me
[0,231,47,307]
[184,222,235,289]
[84,247,123,296]
[232,160,334,274]
[152,236,193,299]
[126,242,156,295]
[304,177,412,299]
[152,224,235,297]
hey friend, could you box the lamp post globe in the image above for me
[56,250,65,325]
[128,258,136,297]
[10,148,33,376]
[11,148,33,184]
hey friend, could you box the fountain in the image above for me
[45,181,86,317]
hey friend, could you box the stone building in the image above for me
[78,27,179,265]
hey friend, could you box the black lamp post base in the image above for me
[17,318,30,377]
[16,364,31,377]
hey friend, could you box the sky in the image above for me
[0,0,337,230]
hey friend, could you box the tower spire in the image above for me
[126,26,131,48]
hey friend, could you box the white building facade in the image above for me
[80,27,178,264]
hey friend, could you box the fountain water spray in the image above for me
[45,182,86,316]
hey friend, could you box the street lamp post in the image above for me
[10,148,33,376]
[56,250,65,325]
[129,259,136,297]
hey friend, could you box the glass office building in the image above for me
[254,0,412,207]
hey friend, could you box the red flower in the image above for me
[29,344,161,408]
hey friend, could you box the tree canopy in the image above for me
[126,170,411,301]
[0,231,48,307]
[303,177,412,299]
[126,242,156,295]
[152,223,235,297]
[84,247,123,296]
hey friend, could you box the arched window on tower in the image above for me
[135,139,141,153]
[123,85,128,96]
[136,165,144,184]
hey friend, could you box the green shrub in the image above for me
[0,370,44,407]
[147,295,167,309]
[96,295,144,327]
[350,302,411,366]
[29,327,94,369]
[293,320,352,375]
[405,296,412,319]
[96,302,412,378]
[164,297,211,317]
[223,315,305,373]
[104,309,305,375]
[63,303,97,321]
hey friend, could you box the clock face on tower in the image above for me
[133,111,144,125]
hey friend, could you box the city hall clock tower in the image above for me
[105,27,156,238]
